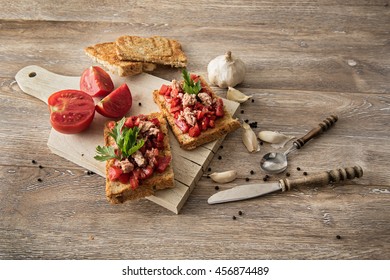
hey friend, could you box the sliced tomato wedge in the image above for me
[95,83,132,118]
[80,66,114,97]
[215,98,224,117]
[48,89,95,134]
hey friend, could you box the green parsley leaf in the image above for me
[182,69,201,95]
[94,145,118,161]
[94,117,145,162]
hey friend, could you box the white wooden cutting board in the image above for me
[15,65,240,214]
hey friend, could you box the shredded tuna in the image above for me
[119,158,134,173]
[132,150,146,167]
[198,92,213,106]
[182,107,197,127]
[182,93,197,107]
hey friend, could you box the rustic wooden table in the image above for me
[1,0,389,260]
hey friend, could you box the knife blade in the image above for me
[208,165,363,204]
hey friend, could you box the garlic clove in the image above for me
[242,122,260,153]
[209,170,237,183]
[226,87,253,103]
[258,131,295,149]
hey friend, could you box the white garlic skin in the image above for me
[207,51,246,88]
[258,131,295,149]
[209,170,237,183]
[226,87,253,103]
[242,122,260,153]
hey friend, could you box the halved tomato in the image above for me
[48,89,95,134]
[95,83,133,118]
[80,66,114,97]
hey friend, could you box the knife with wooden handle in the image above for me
[208,165,363,204]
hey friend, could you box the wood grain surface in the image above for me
[0,0,389,260]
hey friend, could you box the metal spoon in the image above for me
[260,115,338,174]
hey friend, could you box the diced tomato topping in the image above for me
[118,172,130,184]
[194,102,204,111]
[129,176,139,190]
[175,119,189,133]
[201,117,210,131]
[190,74,199,82]
[159,84,172,95]
[150,117,160,127]
[170,105,182,113]
[170,97,181,107]
[209,119,215,128]
[157,131,164,142]
[171,88,179,98]
[156,156,171,173]
[108,166,122,181]
[142,166,154,179]
[215,98,224,117]
[132,169,142,180]
[188,123,201,137]
[124,116,140,128]
[107,121,116,131]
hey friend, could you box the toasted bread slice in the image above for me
[153,76,241,150]
[85,42,156,77]
[115,35,187,68]
[104,112,174,203]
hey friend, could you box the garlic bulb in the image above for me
[226,87,253,103]
[209,170,237,183]
[207,51,246,88]
[242,122,260,153]
[258,131,295,149]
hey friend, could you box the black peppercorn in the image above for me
[286,172,290,177]
[39,165,43,169]
[251,99,254,103]
[32,160,37,164]
[238,211,243,216]
[250,170,254,175]
[303,172,308,176]
[215,186,219,190]
[37,178,42,182]
[138,102,142,106]
[218,155,222,160]
[245,177,250,182]
[241,110,244,114]
[297,167,301,171]
[263,177,268,182]
[336,235,341,239]
[208,167,211,172]
[232,216,237,220]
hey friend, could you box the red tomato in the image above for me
[95,83,133,118]
[80,66,114,97]
[108,166,123,181]
[156,156,171,173]
[188,123,201,137]
[215,98,224,117]
[159,84,172,96]
[48,89,95,134]
[175,119,189,133]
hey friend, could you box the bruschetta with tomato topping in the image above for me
[153,70,240,150]
[95,112,174,203]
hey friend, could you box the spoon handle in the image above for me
[294,115,338,149]
[279,165,363,191]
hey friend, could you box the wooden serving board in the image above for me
[15,65,240,214]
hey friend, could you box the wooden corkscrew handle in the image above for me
[294,115,338,149]
[279,165,363,192]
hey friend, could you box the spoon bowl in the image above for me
[260,152,288,174]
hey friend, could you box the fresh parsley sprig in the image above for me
[94,117,145,162]
[182,69,201,95]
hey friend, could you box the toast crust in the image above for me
[104,112,174,203]
[153,76,241,150]
[84,42,156,77]
[115,35,187,68]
